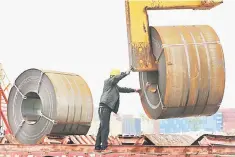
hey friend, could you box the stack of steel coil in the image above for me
[139,25,225,119]
[7,68,93,144]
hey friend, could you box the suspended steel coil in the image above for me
[7,68,93,144]
[140,25,225,119]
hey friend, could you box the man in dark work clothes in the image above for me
[95,69,141,150]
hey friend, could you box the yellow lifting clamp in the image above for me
[125,0,223,72]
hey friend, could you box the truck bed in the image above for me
[0,145,235,157]
[0,134,234,156]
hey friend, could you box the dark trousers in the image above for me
[95,106,111,149]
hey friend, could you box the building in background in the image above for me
[160,112,223,134]
[122,117,141,136]
[88,107,235,136]
[110,114,122,136]
[140,113,159,134]
[220,108,235,133]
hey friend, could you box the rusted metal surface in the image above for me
[4,134,19,144]
[68,135,121,145]
[0,134,234,156]
[0,63,12,136]
[199,136,235,146]
[7,68,93,144]
[40,136,64,144]
[0,137,7,144]
[0,135,19,144]
[37,135,122,145]
[118,136,145,145]
[0,86,11,135]
[38,134,195,146]
[0,135,235,157]
[0,145,234,156]
[192,134,235,146]
[51,134,235,147]
[0,154,232,157]
[0,153,233,157]
[144,134,196,146]
[139,25,225,119]
[4,134,235,148]
[125,0,223,72]
[64,135,144,145]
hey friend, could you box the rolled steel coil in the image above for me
[7,68,93,144]
[140,25,225,119]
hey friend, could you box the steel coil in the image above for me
[7,68,93,144]
[140,25,225,119]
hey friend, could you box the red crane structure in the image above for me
[0,63,12,134]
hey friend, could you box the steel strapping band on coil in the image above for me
[7,68,93,144]
[140,25,225,120]
[153,40,221,63]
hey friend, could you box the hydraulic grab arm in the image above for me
[125,0,223,72]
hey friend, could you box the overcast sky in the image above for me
[0,0,234,117]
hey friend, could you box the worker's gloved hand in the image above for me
[125,69,131,75]
[135,88,141,93]
[146,82,151,88]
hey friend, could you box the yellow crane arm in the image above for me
[125,0,223,72]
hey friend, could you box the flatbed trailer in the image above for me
[0,145,235,157]
[0,134,235,157]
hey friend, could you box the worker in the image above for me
[95,69,141,151]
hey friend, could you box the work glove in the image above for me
[124,69,131,75]
[146,82,151,88]
[137,83,151,97]
[136,88,144,98]
[135,88,141,93]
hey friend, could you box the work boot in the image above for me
[101,145,108,150]
[94,145,101,151]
